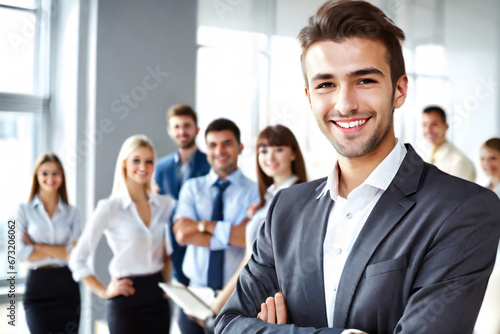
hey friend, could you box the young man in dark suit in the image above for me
[215,1,500,333]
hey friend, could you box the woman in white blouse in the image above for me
[69,135,175,334]
[474,138,500,334]
[210,125,307,316]
[17,153,81,334]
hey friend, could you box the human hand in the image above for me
[257,292,287,325]
[246,202,260,219]
[102,277,135,299]
[173,217,199,243]
[22,231,33,245]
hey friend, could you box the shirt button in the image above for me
[335,248,342,255]
[346,213,352,219]
[333,288,337,292]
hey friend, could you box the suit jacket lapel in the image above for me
[187,149,200,179]
[333,144,422,328]
[166,160,180,198]
[300,181,333,328]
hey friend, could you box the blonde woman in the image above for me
[17,153,81,334]
[69,135,174,333]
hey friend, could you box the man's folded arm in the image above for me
[214,194,345,334]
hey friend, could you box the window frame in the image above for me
[0,0,51,297]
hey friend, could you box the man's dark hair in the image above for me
[297,0,406,88]
[423,105,447,123]
[205,118,241,144]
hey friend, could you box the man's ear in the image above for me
[393,74,408,109]
[166,126,172,138]
[196,126,200,135]
[305,86,312,109]
[239,143,244,154]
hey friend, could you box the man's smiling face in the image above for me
[304,38,407,158]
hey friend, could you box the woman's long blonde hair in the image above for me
[110,135,156,197]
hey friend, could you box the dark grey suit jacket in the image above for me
[215,144,500,334]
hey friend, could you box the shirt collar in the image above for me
[267,175,299,196]
[318,139,407,200]
[119,190,158,209]
[30,195,42,208]
[30,194,67,213]
[174,148,198,166]
[208,168,244,187]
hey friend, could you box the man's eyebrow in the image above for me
[310,67,385,83]
[348,67,385,79]
[310,73,335,82]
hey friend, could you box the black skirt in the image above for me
[107,271,170,334]
[23,266,81,334]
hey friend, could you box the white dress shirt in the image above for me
[16,195,81,269]
[423,141,476,182]
[69,192,175,281]
[245,175,299,247]
[174,149,194,186]
[174,168,259,288]
[318,140,407,328]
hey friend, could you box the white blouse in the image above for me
[245,175,299,247]
[16,195,82,269]
[69,192,175,281]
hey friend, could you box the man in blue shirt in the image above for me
[174,118,259,334]
[155,104,211,286]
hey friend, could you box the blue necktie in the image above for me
[207,179,230,290]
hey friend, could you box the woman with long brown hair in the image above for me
[17,153,81,334]
[210,124,307,317]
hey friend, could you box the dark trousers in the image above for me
[107,272,170,334]
[23,266,80,334]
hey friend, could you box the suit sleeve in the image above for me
[392,190,500,333]
[215,192,343,334]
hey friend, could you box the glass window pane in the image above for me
[0,112,40,280]
[0,8,35,94]
[0,0,36,9]
[0,112,39,220]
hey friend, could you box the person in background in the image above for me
[156,105,210,333]
[69,135,175,334]
[474,137,500,334]
[215,1,500,333]
[156,104,211,285]
[422,105,476,181]
[210,124,308,316]
[17,153,81,334]
[479,137,500,197]
[173,118,259,334]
